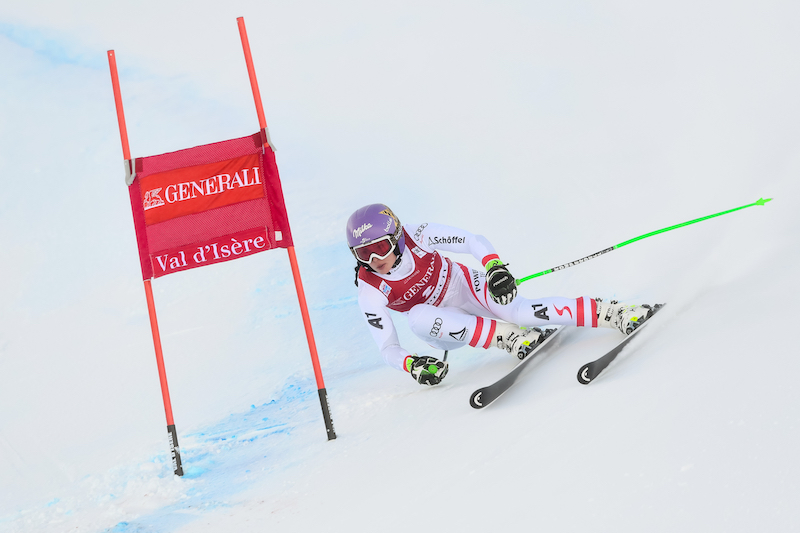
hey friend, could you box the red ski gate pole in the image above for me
[237,17,336,440]
[107,50,184,476]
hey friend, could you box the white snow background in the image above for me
[1,1,799,532]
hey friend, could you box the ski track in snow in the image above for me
[0,379,324,532]
[2,380,321,533]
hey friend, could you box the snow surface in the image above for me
[1,1,799,532]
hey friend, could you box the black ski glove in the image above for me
[406,355,449,386]
[486,260,517,305]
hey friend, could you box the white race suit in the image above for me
[356,223,602,372]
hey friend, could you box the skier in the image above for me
[347,203,656,386]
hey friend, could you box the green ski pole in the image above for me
[517,197,773,286]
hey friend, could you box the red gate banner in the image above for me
[126,132,293,279]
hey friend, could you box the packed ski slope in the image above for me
[1,2,799,532]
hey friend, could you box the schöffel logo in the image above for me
[428,235,466,247]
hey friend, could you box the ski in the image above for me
[577,304,665,384]
[469,327,565,409]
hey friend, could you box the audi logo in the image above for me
[430,317,443,337]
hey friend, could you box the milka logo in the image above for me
[143,167,261,210]
[352,223,373,239]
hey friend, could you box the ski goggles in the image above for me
[351,235,395,263]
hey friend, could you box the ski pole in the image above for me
[517,197,773,285]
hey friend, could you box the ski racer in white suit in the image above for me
[347,204,655,386]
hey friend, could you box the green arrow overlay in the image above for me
[517,197,773,285]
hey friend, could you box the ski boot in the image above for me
[494,324,547,360]
[595,299,656,335]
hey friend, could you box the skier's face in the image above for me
[370,252,396,275]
